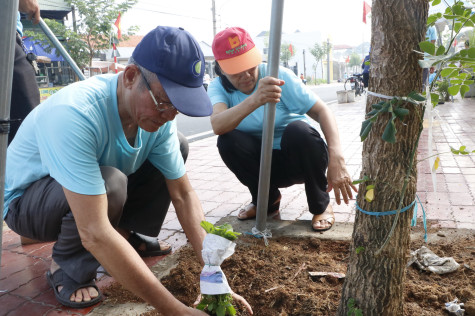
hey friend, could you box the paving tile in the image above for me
[4,300,53,316]
[0,293,28,315]
[10,275,50,299]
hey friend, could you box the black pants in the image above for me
[9,34,40,145]
[362,73,369,88]
[5,133,188,284]
[217,120,330,215]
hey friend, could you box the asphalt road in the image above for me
[176,83,345,141]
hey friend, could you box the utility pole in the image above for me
[211,0,216,37]
[303,49,306,77]
[71,5,77,33]
[327,38,330,84]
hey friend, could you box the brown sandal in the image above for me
[237,195,281,220]
[311,205,335,232]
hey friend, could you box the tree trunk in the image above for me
[337,1,428,315]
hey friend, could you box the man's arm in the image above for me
[166,174,206,264]
[19,0,40,24]
[63,188,206,315]
[306,100,357,204]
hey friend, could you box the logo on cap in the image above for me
[228,36,240,48]
[192,60,201,77]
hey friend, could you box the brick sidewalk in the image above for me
[1,95,474,315]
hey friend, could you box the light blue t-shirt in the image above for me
[4,74,185,218]
[17,12,23,36]
[207,64,318,149]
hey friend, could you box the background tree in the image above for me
[337,0,429,315]
[310,41,331,79]
[280,42,294,67]
[349,52,362,74]
[67,0,138,67]
[25,18,89,69]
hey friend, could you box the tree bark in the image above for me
[337,1,428,315]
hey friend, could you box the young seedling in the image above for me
[196,221,241,316]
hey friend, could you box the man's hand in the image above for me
[19,0,40,24]
[326,157,358,205]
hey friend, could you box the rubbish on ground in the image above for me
[308,272,346,279]
[445,298,465,315]
[407,246,460,274]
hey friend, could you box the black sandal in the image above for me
[46,268,102,308]
[127,231,172,257]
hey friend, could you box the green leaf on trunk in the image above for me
[431,0,441,5]
[419,41,436,55]
[393,107,410,120]
[436,45,445,56]
[430,93,439,104]
[467,47,475,58]
[460,85,470,98]
[360,120,373,142]
[407,91,426,101]
[382,119,396,143]
[448,85,461,96]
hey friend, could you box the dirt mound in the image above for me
[103,234,475,315]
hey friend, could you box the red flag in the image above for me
[346,56,350,63]
[453,38,458,47]
[114,13,122,39]
[289,44,294,56]
[363,1,371,24]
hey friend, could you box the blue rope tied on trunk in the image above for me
[355,194,427,242]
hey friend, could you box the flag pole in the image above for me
[255,0,284,233]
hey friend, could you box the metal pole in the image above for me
[303,49,306,78]
[255,0,284,232]
[327,38,330,84]
[0,0,19,273]
[211,0,216,37]
[38,18,85,81]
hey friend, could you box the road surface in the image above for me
[176,83,345,141]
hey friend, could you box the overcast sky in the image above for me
[120,0,373,46]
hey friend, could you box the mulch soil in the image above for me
[103,231,475,316]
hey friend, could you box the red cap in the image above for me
[212,27,262,75]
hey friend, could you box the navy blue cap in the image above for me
[132,26,212,117]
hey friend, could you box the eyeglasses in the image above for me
[140,72,176,112]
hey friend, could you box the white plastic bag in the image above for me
[407,246,460,274]
[200,233,236,295]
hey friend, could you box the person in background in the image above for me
[203,73,211,91]
[361,52,370,88]
[10,0,41,144]
[422,25,437,89]
[4,26,252,314]
[300,73,307,85]
[207,27,357,232]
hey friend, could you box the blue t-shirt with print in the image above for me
[207,64,318,149]
[4,74,185,218]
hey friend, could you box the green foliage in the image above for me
[309,41,332,78]
[359,93,420,143]
[420,0,475,101]
[355,246,365,254]
[200,221,241,241]
[352,175,371,185]
[450,145,475,154]
[349,53,361,68]
[24,18,89,69]
[280,42,294,67]
[347,298,363,316]
[196,294,236,316]
[65,0,139,67]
